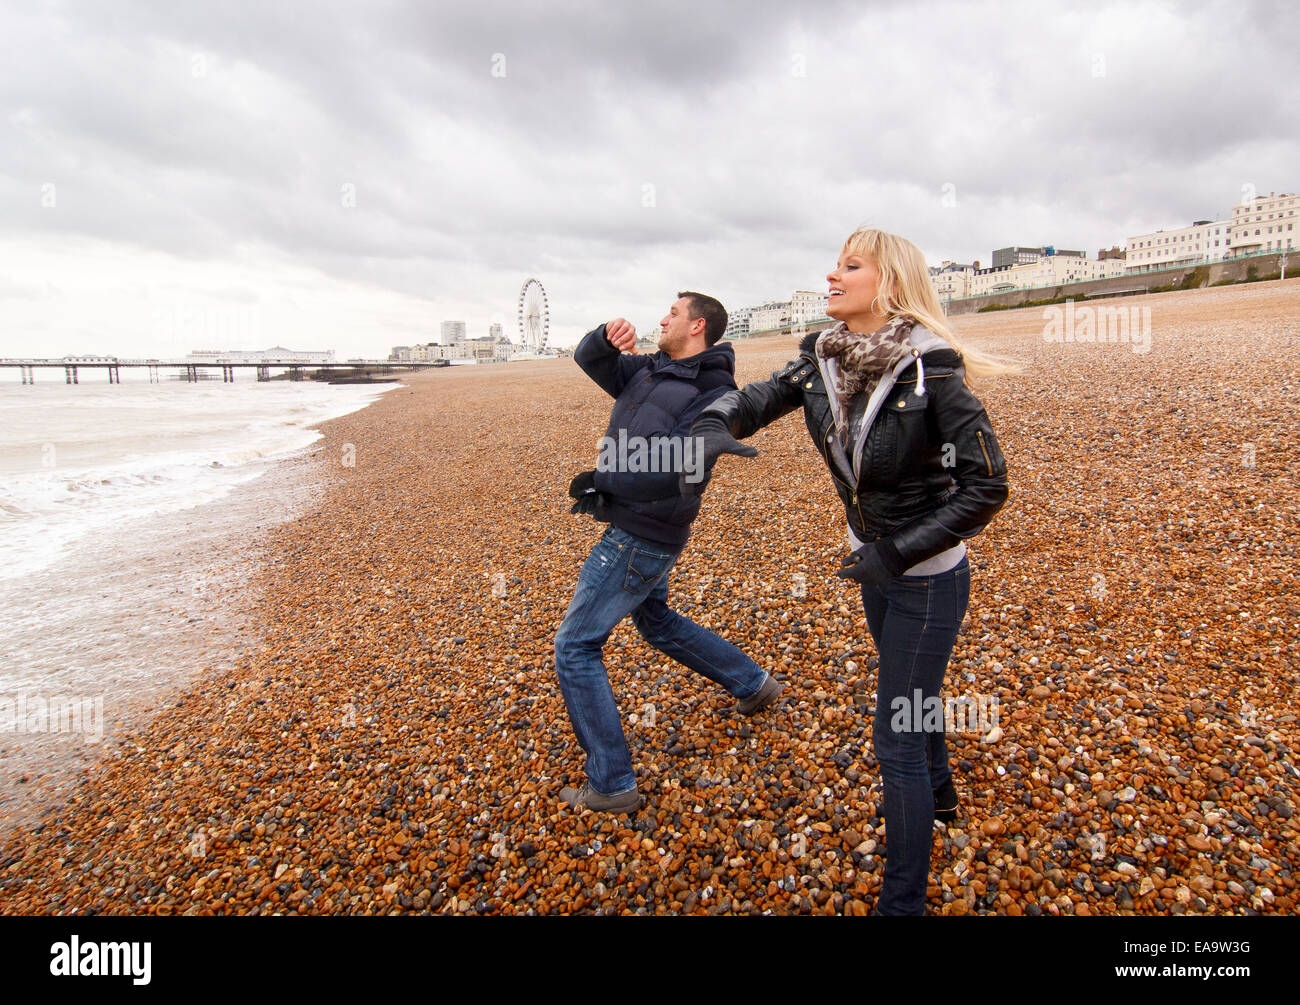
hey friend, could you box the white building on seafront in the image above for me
[724,304,755,339]
[749,301,792,334]
[790,290,829,325]
[1125,219,1232,272]
[964,251,1124,296]
[394,342,470,362]
[1230,190,1298,257]
[930,261,977,302]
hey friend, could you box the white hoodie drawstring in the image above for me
[913,349,925,396]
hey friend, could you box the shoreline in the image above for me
[0,382,400,840]
[1,283,1297,915]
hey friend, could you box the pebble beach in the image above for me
[2,280,1298,916]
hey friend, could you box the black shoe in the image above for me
[934,778,959,824]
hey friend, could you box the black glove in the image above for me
[835,539,907,589]
[568,469,609,518]
[680,414,758,496]
[569,469,596,498]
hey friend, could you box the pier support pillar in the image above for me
[65,365,78,384]
[21,365,34,385]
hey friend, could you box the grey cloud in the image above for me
[1,0,1297,354]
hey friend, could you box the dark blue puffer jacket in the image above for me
[575,324,738,546]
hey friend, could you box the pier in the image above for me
[3,358,444,385]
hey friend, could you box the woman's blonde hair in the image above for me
[841,227,1022,383]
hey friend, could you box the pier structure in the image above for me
[2,358,443,384]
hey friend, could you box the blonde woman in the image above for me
[689,228,1014,914]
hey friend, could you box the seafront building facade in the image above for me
[749,302,791,333]
[930,261,977,301]
[1230,191,1297,256]
[391,323,518,363]
[725,292,829,339]
[1125,219,1232,272]
[791,290,829,325]
[728,183,1297,324]
[959,250,1124,298]
[724,304,756,339]
[992,246,1082,268]
[1125,190,1296,273]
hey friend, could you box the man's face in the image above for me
[658,297,700,353]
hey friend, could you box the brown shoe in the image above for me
[559,781,641,814]
[734,673,785,716]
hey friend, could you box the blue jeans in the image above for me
[554,525,767,795]
[860,555,971,916]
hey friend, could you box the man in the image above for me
[554,291,784,814]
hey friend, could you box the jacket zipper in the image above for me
[822,423,866,527]
[975,429,994,477]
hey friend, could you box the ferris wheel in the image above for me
[517,278,550,353]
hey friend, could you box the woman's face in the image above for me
[826,249,886,331]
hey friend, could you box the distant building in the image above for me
[990,246,1083,269]
[1230,191,1297,257]
[966,252,1122,296]
[467,338,496,361]
[187,346,335,363]
[488,322,504,341]
[790,290,829,325]
[929,261,976,301]
[724,305,755,339]
[1125,219,1232,272]
[440,320,467,343]
[393,342,469,362]
[749,302,791,333]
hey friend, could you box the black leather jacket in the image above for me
[701,327,1009,569]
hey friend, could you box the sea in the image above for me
[0,369,398,831]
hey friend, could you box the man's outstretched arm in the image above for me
[574,318,653,398]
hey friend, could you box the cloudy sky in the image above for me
[1,0,1296,358]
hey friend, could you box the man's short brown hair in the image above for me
[677,291,728,346]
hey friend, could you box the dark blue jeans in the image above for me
[860,555,971,916]
[554,525,767,795]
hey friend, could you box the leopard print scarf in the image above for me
[815,316,913,428]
